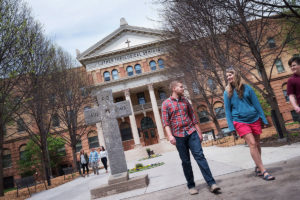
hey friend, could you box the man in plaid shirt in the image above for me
[161,80,220,195]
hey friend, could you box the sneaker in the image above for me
[210,184,221,193]
[189,188,198,195]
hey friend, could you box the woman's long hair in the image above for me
[225,68,244,99]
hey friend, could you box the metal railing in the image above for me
[132,99,165,112]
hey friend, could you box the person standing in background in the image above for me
[89,148,99,175]
[80,150,89,177]
[99,146,108,173]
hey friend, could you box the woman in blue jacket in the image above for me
[224,68,275,181]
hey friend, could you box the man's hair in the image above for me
[288,56,300,66]
[169,80,182,92]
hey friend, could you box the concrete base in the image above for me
[90,174,149,199]
[108,172,129,185]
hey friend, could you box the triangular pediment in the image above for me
[77,25,164,61]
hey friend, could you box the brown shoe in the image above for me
[189,188,198,195]
[210,184,221,193]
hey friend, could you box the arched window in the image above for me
[57,144,66,156]
[112,69,119,80]
[3,149,12,168]
[19,145,27,160]
[214,102,225,119]
[267,37,276,48]
[141,117,155,130]
[197,106,210,123]
[76,140,82,153]
[52,113,60,127]
[207,78,216,91]
[149,61,157,71]
[282,83,289,102]
[135,64,142,74]
[275,59,285,73]
[88,131,99,148]
[158,90,167,100]
[103,71,110,81]
[17,119,25,132]
[158,59,164,69]
[127,66,134,76]
[120,122,133,141]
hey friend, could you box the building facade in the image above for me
[3,18,299,189]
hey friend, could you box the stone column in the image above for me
[148,84,165,140]
[124,89,141,146]
[96,122,105,148]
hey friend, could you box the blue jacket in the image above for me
[89,151,99,163]
[224,84,268,131]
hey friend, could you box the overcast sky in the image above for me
[23,0,163,60]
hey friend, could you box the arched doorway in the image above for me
[140,117,158,146]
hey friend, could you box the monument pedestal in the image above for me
[90,173,149,199]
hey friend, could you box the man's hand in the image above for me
[169,135,176,145]
[295,106,300,114]
[198,132,203,142]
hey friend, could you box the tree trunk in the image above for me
[0,121,4,196]
[267,95,287,138]
[72,146,77,172]
[41,135,51,186]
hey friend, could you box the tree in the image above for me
[18,136,65,178]
[161,1,236,138]
[159,0,300,138]
[0,0,40,196]
[51,48,91,171]
[16,29,58,186]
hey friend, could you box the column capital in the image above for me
[147,84,154,91]
[124,89,130,97]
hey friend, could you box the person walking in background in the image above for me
[89,148,99,175]
[161,80,220,195]
[80,150,89,177]
[99,146,108,173]
[287,56,300,122]
[224,67,275,181]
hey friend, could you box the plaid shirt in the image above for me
[161,96,198,137]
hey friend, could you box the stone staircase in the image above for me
[124,140,176,161]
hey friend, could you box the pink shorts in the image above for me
[233,119,262,138]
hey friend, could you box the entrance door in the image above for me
[143,128,158,146]
[141,117,158,146]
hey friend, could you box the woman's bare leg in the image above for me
[243,133,266,173]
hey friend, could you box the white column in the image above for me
[96,122,105,149]
[148,84,165,140]
[124,89,141,146]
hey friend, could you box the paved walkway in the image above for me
[28,142,300,200]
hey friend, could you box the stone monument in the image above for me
[84,89,149,199]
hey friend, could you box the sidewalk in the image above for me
[28,142,300,200]
[128,156,300,200]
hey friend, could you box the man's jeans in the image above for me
[175,131,216,189]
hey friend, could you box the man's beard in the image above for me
[177,91,184,96]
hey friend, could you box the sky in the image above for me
[23,0,163,60]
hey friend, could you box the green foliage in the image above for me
[18,136,66,176]
[253,88,271,117]
[135,163,144,168]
